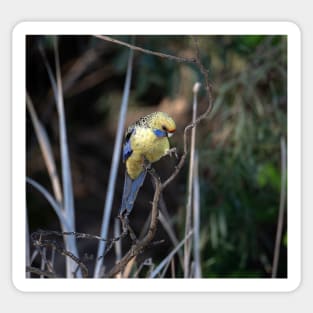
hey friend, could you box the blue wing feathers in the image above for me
[123,140,133,162]
[123,128,166,162]
[123,128,135,162]
[120,172,133,215]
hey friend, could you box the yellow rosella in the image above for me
[119,111,176,216]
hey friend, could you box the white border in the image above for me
[12,21,301,292]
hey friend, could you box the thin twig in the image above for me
[94,35,197,64]
[95,36,212,115]
[272,136,287,278]
[113,219,123,277]
[160,257,172,278]
[162,39,212,190]
[28,228,131,277]
[33,229,113,241]
[150,175,184,269]
[40,247,46,279]
[192,37,213,111]
[150,230,193,278]
[159,211,184,270]
[114,219,122,263]
[31,231,88,278]
[31,229,131,261]
[37,246,56,277]
[30,249,39,265]
[133,258,154,278]
[26,266,58,278]
[184,82,200,277]
[193,152,202,278]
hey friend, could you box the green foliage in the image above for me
[191,35,287,277]
[257,163,281,190]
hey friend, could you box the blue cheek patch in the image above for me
[153,129,167,138]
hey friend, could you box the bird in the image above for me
[119,111,176,217]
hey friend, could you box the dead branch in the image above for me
[29,229,131,277]
[26,266,58,278]
[31,231,89,278]
[94,35,197,64]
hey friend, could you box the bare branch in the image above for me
[150,230,193,278]
[192,36,213,113]
[114,219,122,263]
[26,266,58,278]
[31,231,88,278]
[94,35,197,64]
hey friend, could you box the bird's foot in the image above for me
[118,213,129,236]
[166,147,178,159]
[142,158,152,172]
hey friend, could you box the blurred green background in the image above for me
[26,35,287,278]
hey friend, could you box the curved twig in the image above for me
[31,231,89,278]
[94,35,197,64]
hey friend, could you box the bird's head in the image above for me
[150,112,176,137]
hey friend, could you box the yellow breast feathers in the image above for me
[123,112,176,179]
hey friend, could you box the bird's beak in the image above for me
[167,131,175,137]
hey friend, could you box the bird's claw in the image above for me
[142,158,152,171]
[118,213,138,242]
[118,213,130,234]
[166,147,178,159]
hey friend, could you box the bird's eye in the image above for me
[162,125,168,131]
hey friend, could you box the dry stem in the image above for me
[94,35,197,64]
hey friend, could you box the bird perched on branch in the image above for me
[119,111,176,216]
